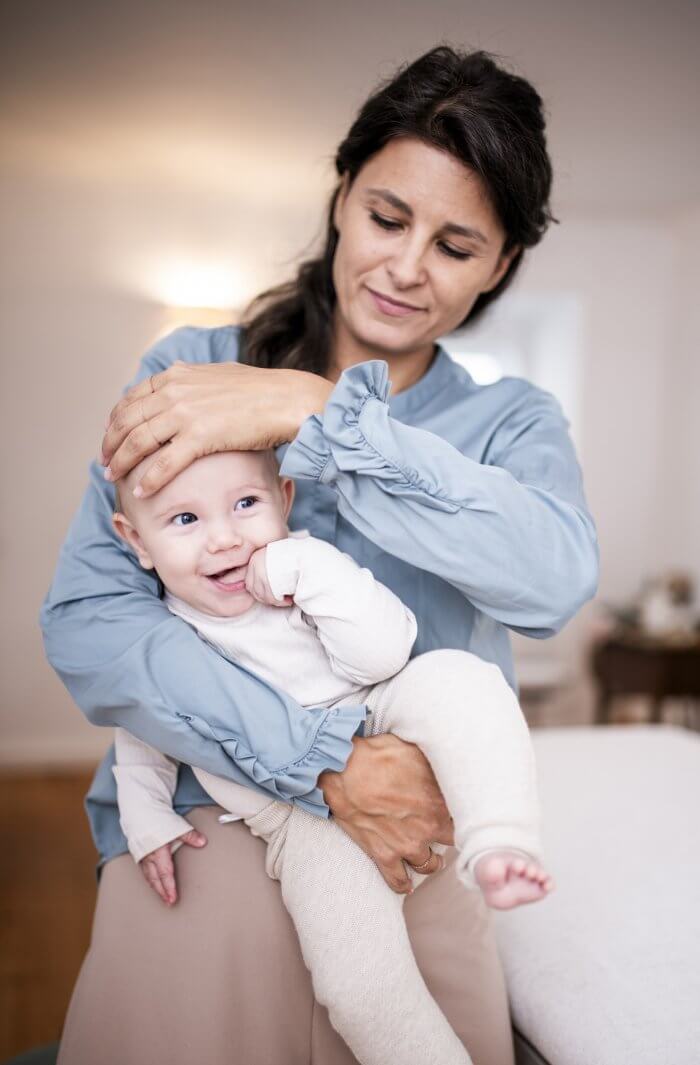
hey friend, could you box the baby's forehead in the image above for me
[118,449,280,512]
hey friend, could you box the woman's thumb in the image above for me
[181,829,207,848]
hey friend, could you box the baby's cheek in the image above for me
[159,543,200,588]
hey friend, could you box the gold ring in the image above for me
[409,847,435,873]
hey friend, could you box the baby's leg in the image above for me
[245,802,472,1065]
[365,650,552,909]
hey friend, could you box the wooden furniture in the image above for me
[591,631,700,725]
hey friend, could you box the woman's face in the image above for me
[332,136,517,359]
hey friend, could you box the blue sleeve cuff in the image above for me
[280,361,391,486]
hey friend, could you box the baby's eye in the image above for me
[235,496,259,511]
[172,512,198,527]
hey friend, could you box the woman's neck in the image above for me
[327,316,436,397]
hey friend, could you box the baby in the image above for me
[111,446,552,1065]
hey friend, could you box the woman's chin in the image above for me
[351,318,427,358]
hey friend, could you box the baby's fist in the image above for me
[245,547,293,607]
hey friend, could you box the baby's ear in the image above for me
[112,512,155,570]
[279,477,295,521]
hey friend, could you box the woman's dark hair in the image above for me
[241,45,554,374]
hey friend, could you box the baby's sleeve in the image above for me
[113,728,195,863]
[265,534,417,686]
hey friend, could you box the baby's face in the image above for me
[114,450,294,618]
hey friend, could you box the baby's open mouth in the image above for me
[206,565,247,586]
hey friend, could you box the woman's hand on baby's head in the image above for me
[245,547,294,608]
[139,828,207,906]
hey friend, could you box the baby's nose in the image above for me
[207,520,244,552]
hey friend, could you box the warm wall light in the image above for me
[154,259,250,310]
[149,305,237,347]
[138,257,260,342]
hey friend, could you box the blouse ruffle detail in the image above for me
[280,360,391,487]
[176,702,365,817]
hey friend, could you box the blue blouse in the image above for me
[40,326,598,864]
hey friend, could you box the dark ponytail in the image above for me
[241,46,554,373]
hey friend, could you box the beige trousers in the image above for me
[58,805,515,1065]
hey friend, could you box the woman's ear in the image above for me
[333,173,351,231]
[279,477,296,522]
[112,513,155,570]
[481,245,521,294]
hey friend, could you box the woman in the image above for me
[43,45,598,1064]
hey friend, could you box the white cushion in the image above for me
[494,725,700,1065]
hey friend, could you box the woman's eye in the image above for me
[172,512,198,527]
[438,242,473,261]
[369,211,402,231]
[235,496,259,511]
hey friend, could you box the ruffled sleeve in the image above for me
[281,361,390,488]
[282,359,598,638]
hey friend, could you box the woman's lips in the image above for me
[366,286,424,318]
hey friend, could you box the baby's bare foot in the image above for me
[474,851,554,910]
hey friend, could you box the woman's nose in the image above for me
[387,235,428,289]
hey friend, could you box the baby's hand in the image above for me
[139,827,207,906]
[245,546,293,607]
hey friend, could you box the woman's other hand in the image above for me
[139,828,207,906]
[320,735,455,894]
[101,361,333,497]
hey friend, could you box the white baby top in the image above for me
[113,530,418,861]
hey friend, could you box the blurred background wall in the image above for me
[1,0,698,763]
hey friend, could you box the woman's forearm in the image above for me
[281,360,599,637]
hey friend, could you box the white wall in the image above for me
[660,207,700,589]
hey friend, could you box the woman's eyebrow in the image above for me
[366,187,488,244]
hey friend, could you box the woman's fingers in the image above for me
[104,413,179,484]
[337,818,413,895]
[406,848,443,876]
[102,391,165,465]
[126,437,202,498]
[106,362,184,431]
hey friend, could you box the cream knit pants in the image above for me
[227,649,540,1065]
